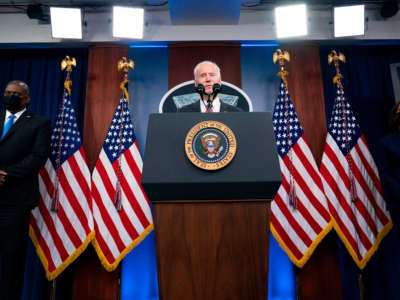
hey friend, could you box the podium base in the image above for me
[153,199,270,300]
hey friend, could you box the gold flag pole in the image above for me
[328,50,364,300]
[328,50,345,89]
[61,55,76,93]
[50,55,76,300]
[50,278,56,300]
[113,57,135,212]
[51,56,76,212]
[118,57,134,104]
[273,47,301,297]
[327,50,359,202]
[273,48,290,90]
[272,49,298,209]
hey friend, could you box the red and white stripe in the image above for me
[271,136,332,267]
[320,134,392,268]
[29,147,93,280]
[91,141,153,270]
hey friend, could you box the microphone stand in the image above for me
[207,83,221,112]
[206,93,212,112]
[196,83,220,112]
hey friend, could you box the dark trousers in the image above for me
[0,201,30,300]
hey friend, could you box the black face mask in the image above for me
[2,94,24,112]
[396,113,400,126]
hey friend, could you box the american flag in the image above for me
[91,94,153,270]
[29,89,94,280]
[319,85,392,269]
[270,80,332,267]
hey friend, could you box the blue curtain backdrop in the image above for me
[0,48,88,300]
[319,44,400,300]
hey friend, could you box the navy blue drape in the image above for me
[320,44,400,300]
[0,47,88,300]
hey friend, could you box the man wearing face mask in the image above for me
[179,61,242,112]
[0,80,51,300]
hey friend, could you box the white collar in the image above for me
[5,108,26,123]
[200,96,221,113]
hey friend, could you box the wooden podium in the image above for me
[142,112,281,300]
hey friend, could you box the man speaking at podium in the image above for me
[0,81,51,300]
[179,61,242,113]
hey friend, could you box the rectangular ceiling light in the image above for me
[275,4,307,39]
[50,7,82,39]
[113,6,144,39]
[334,5,365,37]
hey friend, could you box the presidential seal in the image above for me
[185,121,237,170]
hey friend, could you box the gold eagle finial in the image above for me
[328,50,346,88]
[61,56,77,73]
[118,57,135,103]
[61,56,76,94]
[118,57,135,75]
[273,49,290,89]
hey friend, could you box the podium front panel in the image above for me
[142,112,281,200]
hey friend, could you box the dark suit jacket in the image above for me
[0,110,51,209]
[178,100,242,112]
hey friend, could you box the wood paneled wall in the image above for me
[72,44,129,300]
[168,42,242,88]
[282,42,343,300]
[83,44,129,171]
[284,43,328,164]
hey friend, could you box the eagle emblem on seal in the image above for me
[200,133,223,158]
[185,121,237,171]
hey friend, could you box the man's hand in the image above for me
[0,170,7,186]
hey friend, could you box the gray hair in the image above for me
[193,61,221,80]
[7,80,30,95]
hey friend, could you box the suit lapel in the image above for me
[0,111,5,138]
[1,110,32,141]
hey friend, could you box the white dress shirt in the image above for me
[200,96,221,113]
[4,108,26,126]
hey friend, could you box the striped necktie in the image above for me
[0,114,16,141]
[206,100,213,112]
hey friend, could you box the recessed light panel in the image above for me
[334,5,365,37]
[50,7,82,39]
[275,4,307,39]
[113,6,144,39]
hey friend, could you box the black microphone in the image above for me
[195,83,205,96]
[212,83,221,97]
[195,84,212,110]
